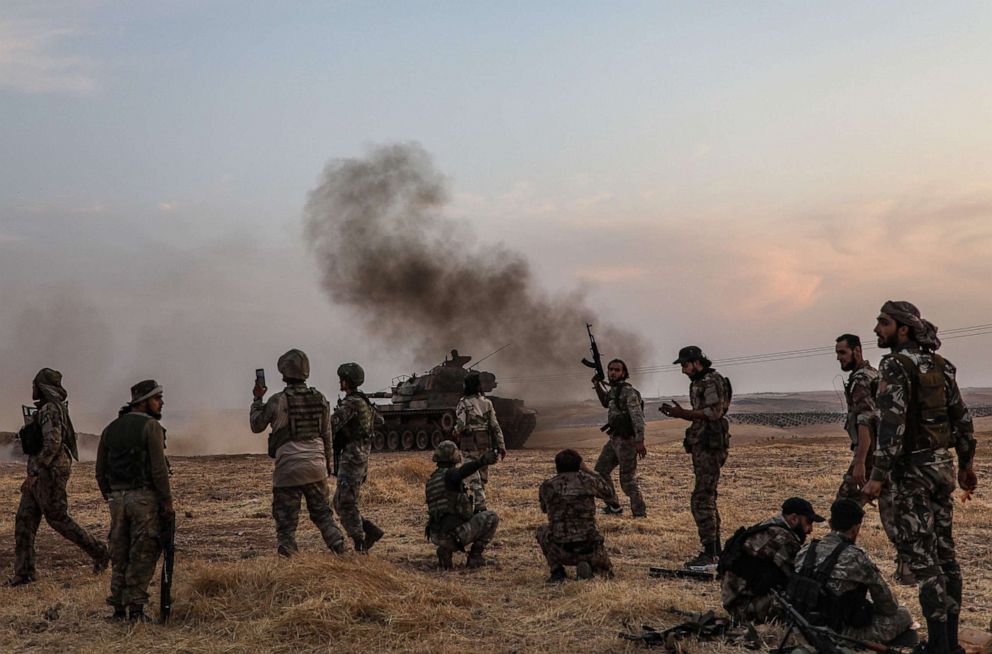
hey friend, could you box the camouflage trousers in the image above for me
[14,461,107,578]
[107,489,161,608]
[844,605,914,645]
[535,525,612,573]
[431,509,499,555]
[460,447,493,511]
[890,459,960,621]
[836,458,898,547]
[690,444,728,545]
[594,437,646,516]
[273,480,345,555]
[725,592,779,625]
[333,453,379,546]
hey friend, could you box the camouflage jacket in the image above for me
[721,514,802,606]
[332,392,377,443]
[871,344,975,481]
[455,394,505,450]
[794,531,899,616]
[251,384,332,487]
[595,382,645,442]
[539,470,612,543]
[28,400,77,475]
[843,361,879,448]
[685,369,731,447]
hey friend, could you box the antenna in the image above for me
[472,343,512,369]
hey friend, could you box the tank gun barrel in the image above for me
[366,391,392,399]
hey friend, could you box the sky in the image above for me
[1,1,991,432]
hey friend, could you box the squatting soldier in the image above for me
[863,301,977,654]
[95,380,173,622]
[9,369,109,586]
[834,333,903,580]
[331,362,384,553]
[426,440,500,570]
[662,346,732,567]
[537,448,614,584]
[720,497,822,623]
[454,371,506,512]
[592,358,646,517]
[250,349,345,556]
[793,499,915,646]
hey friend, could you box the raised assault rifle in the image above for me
[159,512,175,623]
[770,589,906,654]
[581,323,606,382]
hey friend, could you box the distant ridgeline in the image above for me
[729,405,992,428]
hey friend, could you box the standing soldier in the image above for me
[9,369,109,586]
[592,359,647,517]
[95,380,172,622]
[331,363,384,553]
[834,333,903,580]
[661,346,732,567]
[425,441,500,570]
[863,301,977,654]
[454,371,506,512]
[250,349,345,557]
[537,449,614,584]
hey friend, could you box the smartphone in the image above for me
[255,368,266,387]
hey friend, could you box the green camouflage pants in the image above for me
[460,447,492,511]
[836,459,898,546]
[594,437,646,516]
[333,442,378,544]
[14,460,107,578]
[535,524,612,573]
[690,444,728,545]
[844,606,914,645]
[890,459,960,621]
[107,489,161,609]
[273,480,344,555]
[431,509,499,554]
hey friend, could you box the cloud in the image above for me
[0,17,97,95]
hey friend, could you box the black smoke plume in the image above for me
[303,142,647,383]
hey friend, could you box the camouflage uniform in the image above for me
[721,514,803,623]
[455,393,505,511]
[593,381,646,516]
[835,362,897,546]
[13,371,107,582]
[331,391,382,549]
[251,382,345,555]
[871,344,975,623]
[684,369,731,546]
[426,446,500,568]
[536,470,613,575]
[794,531,913,643]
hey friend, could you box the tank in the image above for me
[366,350,537,451]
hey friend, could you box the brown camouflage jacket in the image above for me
[843,361,878,448]
[686,369,731,447]
[538,470,612,543]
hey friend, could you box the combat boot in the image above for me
[601,503,623,516]
[353,538,367,554]
[466,544,488,569]
[895,555,917,585]
[576,561,594,580]
[362,519,384,551]
[683,540,720,568]
[106,607,127,622]
[436,547,453,570]
[128,606,152,623]
[946,613,963,654]
[4,574,35,587]
[546,567,567,584]
[93,547,111,574]
[914,618,950,654]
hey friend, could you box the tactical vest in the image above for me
[718,523,787,594]
[425,468,473,536]
[103,413,155,489]
[789,539,872,631]
[336,392,375,444]
[891,353,952,452]
[268,387,326,458]
[607,385,643,438]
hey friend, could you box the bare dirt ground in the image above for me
[1,419,991,653]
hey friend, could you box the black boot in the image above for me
[436,547,453,570]
[107,607,127,622]
[128,606,151,623]
[546,567,567,584]
[708,538,722,558]
[362,519,384,551]
[466,543,488,569]
[947,613,963,654]
[918,618,949,654]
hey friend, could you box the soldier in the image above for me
[454,371,506,512]
[95,380,173,622]
[793,499,916,646]
[425,440,500,570]
[863,301,977,654]
[8,369,109,586]
[661,345,732,567]
[720,497,822,623]
[331,362,384,553]
[537,449,614,583]
[834,333,904,580]
[250,349,345,557]
[591,358,646,517]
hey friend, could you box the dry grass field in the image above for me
[1,419,991,653]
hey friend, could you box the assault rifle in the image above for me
[770,589,906,654]
[648,566,717,581]
[581,323,606,382]
[159,511,176,623]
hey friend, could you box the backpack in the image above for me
[18,420,43,456]
[718,523,786,594]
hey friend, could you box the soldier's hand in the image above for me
[498,448,507,461]
[592,374,603,385]
[635,442,647,459]
[959,466,978,492]
[852,461,867,487]
[661,401,687,419]
[861,479,882,500]
[253,380,267,400]
[161,499,175,519]
[481,450,499,465]
[20,476,37,492]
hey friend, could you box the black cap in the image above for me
[830,499,865,531]
[673,345,707,365]
[781,497,825,523]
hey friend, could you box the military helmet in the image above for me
[278,349,310,381]
[337,362,365,387]
[432,440,462,464]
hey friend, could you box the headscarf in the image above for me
[880,300,941,351]
[33,368,67,404]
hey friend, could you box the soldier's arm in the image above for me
[862,559,899,614]
[850,372,877,431]
[870,358,910,482]
[581,469,614,501]
[538,480,550,514]
[454,398,469,434]
[145,420,172,504]
[95,428,110,498]
[331,396,359,434]
[447,452,498,487]
[486,401,506,450]
[700,377,725,421]
[250,394,279,434]
[320,399,333,458]
[767,529,801,576]
[624,388,646,442]
[594,382,609,409]
[945,362,976,469]
[35,405,63,467]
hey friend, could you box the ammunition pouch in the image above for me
[702,418,729,450]
[459,429,492,452]
[892,353,953,453]
[607,413,635,439]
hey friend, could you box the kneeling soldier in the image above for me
[426,441,499,570]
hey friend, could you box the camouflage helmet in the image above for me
[432,440,462,464]
[277,349,310,381]
[337,362,365,387]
